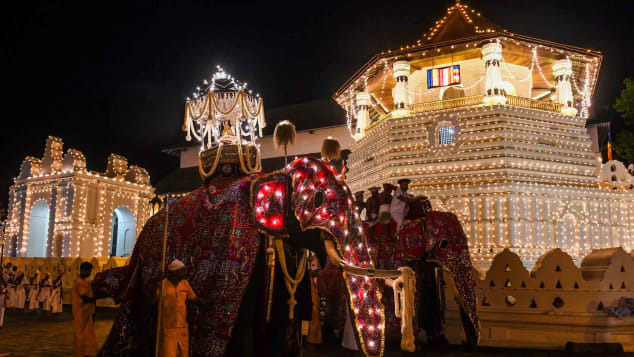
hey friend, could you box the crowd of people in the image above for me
[0,263,64,327]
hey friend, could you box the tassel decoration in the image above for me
[273,120,296,151]
[321,136,341,161]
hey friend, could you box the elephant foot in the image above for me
[427,333,449,347]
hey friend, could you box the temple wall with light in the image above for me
[335,2,633,270]
[3,136,155,258]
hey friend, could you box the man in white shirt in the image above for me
[390,179,415,229]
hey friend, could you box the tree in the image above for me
[613,78,634,164]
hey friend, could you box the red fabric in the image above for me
[94,174,263,356]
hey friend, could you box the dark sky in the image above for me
[1,0,632,206]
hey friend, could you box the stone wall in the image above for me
[443,247,634,351]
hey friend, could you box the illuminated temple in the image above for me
[5,136,154,258]
[336,2,634,268]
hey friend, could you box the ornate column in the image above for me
[354,92,371,140]
[392,60,410,117]
[552,59,577,116]
[481,42,507,105]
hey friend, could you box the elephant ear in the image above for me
[287,157,384,357]
[251,170,289,236]
[425,211,480,345]
[398,219,426,261]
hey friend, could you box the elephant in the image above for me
[92,157,388,356]
[92,156,477,356]
[397,211,480,346]
[361,207,480,347]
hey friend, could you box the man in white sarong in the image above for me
[39,273,52,312]
[51,272,63,314]
[390,179,415,229]
[13,269,26,309]
[27,271,41,310]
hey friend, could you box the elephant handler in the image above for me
[390,179,416,229]
[156,259,211,357]
[364,186,380,225]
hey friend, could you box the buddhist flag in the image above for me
[427,65,461,88]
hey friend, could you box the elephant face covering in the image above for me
[252,157,385,356]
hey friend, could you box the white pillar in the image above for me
[392,60,410,117]
[481,42,507,105]
[354,92,371,140]
[552,59,577,116]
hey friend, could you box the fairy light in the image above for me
[7,137,154,258]
[331,2,615,270]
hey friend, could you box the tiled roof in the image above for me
[418,1,502,45]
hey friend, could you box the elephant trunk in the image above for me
[433,248,480,345]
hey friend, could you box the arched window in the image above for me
[439,125,454,145]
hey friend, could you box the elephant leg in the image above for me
[417,260,448,345]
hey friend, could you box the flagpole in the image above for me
[155,200,169,357]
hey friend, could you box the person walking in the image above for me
[27,271,40,310]
[13,268,26,310]
[38,272,52,312]
[50,271,63,314]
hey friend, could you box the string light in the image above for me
[5,137,154,259]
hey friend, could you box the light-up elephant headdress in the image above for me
[182,66,266,178]
[252,157,417,356]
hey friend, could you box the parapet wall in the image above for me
[444,247,634,351]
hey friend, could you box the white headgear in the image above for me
[167,259,185,271]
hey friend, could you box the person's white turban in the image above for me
[167,259,185,271]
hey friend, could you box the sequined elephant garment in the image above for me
[93,174,263,356]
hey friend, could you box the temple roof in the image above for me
[418,1,502,45]
[333,1,602,113]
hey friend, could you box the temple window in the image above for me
[439,125,455,145]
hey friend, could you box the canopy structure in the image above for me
[334,1,602,137]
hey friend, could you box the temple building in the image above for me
[4,136,154,258]
[335,2,634,268]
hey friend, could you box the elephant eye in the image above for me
[439,239,448,249]
[314,191,325,207]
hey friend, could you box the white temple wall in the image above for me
[6,176,153,258]
[426,187,634,270]
[346,105,633,270]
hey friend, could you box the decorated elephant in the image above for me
[93,154,419,357]
[398,211,480,346]
[360,204,480,347]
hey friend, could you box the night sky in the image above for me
[1,0,632,206]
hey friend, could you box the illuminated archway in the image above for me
[110,206,136,257]
[26,200,50,257]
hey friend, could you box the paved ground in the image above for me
[0,307,624,356]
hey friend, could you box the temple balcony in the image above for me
[410,94,562,114]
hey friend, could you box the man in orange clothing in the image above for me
[72,262,97,357]
[157,259,210,357]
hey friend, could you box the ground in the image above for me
[0,307,593,356]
